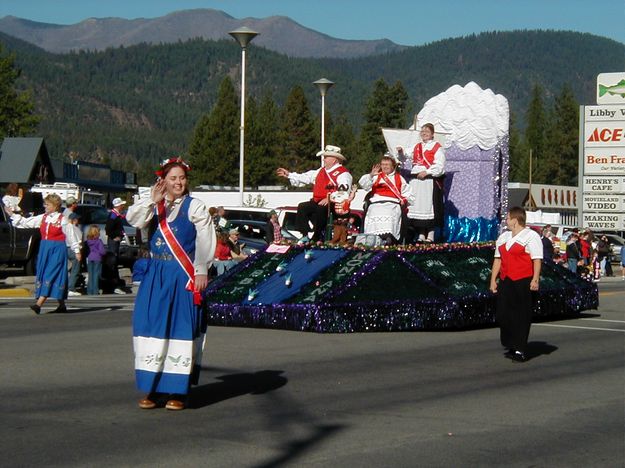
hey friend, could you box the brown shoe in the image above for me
[165,399,185,411]
[138,397,157,409]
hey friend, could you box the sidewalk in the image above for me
[0,268,134,297]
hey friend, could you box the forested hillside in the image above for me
[1,29,623,185]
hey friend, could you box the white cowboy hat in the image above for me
[316,145,345,162]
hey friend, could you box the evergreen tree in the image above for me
[356,78,409,177]
[280,86,318,173]
[508,111,528,182]
[388,81,409,129]
[328,112,358,175]
[0,44,40,139]
[525,83,547,183]
[246,93,281,187]
[188,77,239,186]
[550,84,579,185]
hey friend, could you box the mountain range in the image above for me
[0,12,624,185]
[0,9,405,58]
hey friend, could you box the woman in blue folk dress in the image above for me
[126,158,216,411]
[9,193,81,314]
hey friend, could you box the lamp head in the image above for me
[313,78,335,96]
[228,27,259,48]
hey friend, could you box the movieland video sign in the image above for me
[580,73,625,232]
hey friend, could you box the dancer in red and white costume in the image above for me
[403,123,446,242]
[359,153,412,244]
[490,206,543,363]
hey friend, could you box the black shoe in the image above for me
[50,305,67,314]
[511,351,527,363]
[29,304,41,315]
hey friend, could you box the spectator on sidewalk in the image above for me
[62,196,78,218]
[2,183,23,214]
[66,213,83,296]
[105,197,127,294]
[85,225,106,295]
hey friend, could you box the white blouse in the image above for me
[410,140,446,177]
[126,195,216,276]
[494,227,543,259]
[287,163,353,189]
[11,211,81,253]
[358,171,414,204]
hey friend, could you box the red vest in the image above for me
[498,242,533,281]
[413,142,441,168]
[372,172,403,201]
[312,166,349,202]
[41,214,66,242]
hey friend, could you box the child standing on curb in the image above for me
[86,225,106,295]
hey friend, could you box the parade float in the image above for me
[204,82,598,332]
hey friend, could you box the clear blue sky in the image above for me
[1,0,623,46]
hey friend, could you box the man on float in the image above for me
[276,145,352,243]
[398,123,446,243]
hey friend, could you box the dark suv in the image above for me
[73,204,139,266]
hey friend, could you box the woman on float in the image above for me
[126,157,216,411]
[359,153,412,245]
[404,123,446,242]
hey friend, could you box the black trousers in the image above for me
[496,277,533,353]
[296,200,328,242]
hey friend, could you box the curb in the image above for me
[0,288,32,297]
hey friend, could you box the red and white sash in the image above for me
[378,172,406,204]
[156,200,202,305]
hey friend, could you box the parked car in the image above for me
[226,219,297,254]
[0,198,41,275]
[73,204,140,267]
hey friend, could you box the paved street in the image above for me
[1,282,623,467]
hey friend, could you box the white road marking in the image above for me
[535,323,625,333]
[580,318,625,323]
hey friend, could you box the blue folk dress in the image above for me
[132,197,206,395]
[36,214,68,300]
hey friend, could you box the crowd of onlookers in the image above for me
[540,224,624,281]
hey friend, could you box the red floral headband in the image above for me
[155,157,191,178]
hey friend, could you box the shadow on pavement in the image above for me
[189,370,288,409]
[254,423,344,468]
[525,341,558,361]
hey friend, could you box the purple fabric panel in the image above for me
[444,145,498,219]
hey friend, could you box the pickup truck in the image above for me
[0,198,42,275]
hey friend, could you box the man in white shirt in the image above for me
[276,145,352,243]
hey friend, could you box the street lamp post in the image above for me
[313,78,334,166]
[229,27,259,206]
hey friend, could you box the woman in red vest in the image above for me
[9,193,81,314]
[489,206,543,362]
[358,153,412,244]
[405,123,446,243]
[276,145,352,243]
